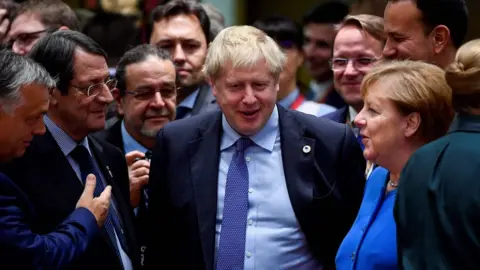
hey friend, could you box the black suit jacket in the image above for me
[1,130,140,270]
[145,106,366,269]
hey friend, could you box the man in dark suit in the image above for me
[149,0,218,120]
[146,25,365,270]
[0,50,113,269]
[1,31,140,270]
[94,44,178,266]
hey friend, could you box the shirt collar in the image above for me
[348,106,358,124]
[44,115,91,156]
[177,88,200,109]
[278,88,299,108]
[220,105,279,152]
[121,120,148,153]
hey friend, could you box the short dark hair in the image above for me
[16,0,79,31]
[253,15,303,49]
[389,0,468,48]
[302,1,349,26]
[82,12,139,67]
[28,30,107,95]
[116,44,175,96]
[151,0,211,43]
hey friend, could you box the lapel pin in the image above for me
[303,145,311,154]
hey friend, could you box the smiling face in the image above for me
[115,56,177,148]
[49,49,113,140]
[0,84,49,161]
[333,25,383,109]
[354,80,409,165]
[210,59,279,136]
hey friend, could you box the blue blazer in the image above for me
[145,106,366,269]
[0,172,99,270]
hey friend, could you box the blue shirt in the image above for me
[121,120,148,154]
[176,89,199,119]
[278,88,301,108]
[44,116,133,270]
[215,106,321,269]
[335,166,397,270]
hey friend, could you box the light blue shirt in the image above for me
[176,89,199,118]
[121,120,148,154]
[44,116,133,270]
[215,106,322,269]
[278,88,301,108]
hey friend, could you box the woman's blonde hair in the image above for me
[203,25,286,80]
[361,60,454,143]
[445,39,480,111]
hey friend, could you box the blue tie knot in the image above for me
[236,137,253,152]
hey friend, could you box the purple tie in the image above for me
[216,137,253,270]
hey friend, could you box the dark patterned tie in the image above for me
[70,145,128,265]
[216,137,254,270]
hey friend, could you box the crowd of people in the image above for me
[0,0,479,269]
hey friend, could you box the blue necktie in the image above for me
[70,145,128,264]
[216,137,253,270]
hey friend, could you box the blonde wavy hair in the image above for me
[445,39,480,111]
[203,25,286,80]
[361,60,454,143]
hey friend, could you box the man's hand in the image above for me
[126,151,150,208]
[76,174,112,227]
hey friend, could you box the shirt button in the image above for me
[245,157,251,162]
[248,219,253,226]
[248,188,253,193]
[246,252,252,258]
[351,252,356,261]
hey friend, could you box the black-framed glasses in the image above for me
[329,57,378,72]
[8,27,58,49]
[70,78,118,97]
[125,86,177,101]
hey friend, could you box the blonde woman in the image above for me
[336,60,454,270]
[395,39,480,269]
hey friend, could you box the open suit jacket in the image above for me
[93,120,149,267]
[395,114,480,270]
[0,172,99,270]
[1,130,140,270]
[145,106,366,269]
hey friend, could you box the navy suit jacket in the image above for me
[323,106,348,124]
[1,131,140,270]
[145,106,366,269]
[0,172,98,270]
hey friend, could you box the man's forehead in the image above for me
[9,12,44,36]
[152,14,204,41]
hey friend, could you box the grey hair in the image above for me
[0,49,57,113]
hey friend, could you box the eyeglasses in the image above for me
[125,86,177,101]
[8,28,58,49]
[329,57,378,72]
[70,78,118,97]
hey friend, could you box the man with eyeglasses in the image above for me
[1,30,140,270]
[94,44,177,267]
[6,0,79,55]
[323,14,386,178]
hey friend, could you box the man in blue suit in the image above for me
[0,49,112,269]
[146,25,366,270]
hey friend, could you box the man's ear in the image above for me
[208,77,217,97]
[111,88,124,115]
[431,25,450,54]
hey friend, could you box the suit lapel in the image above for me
[278,108,316,227]
[188,112,223,270]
